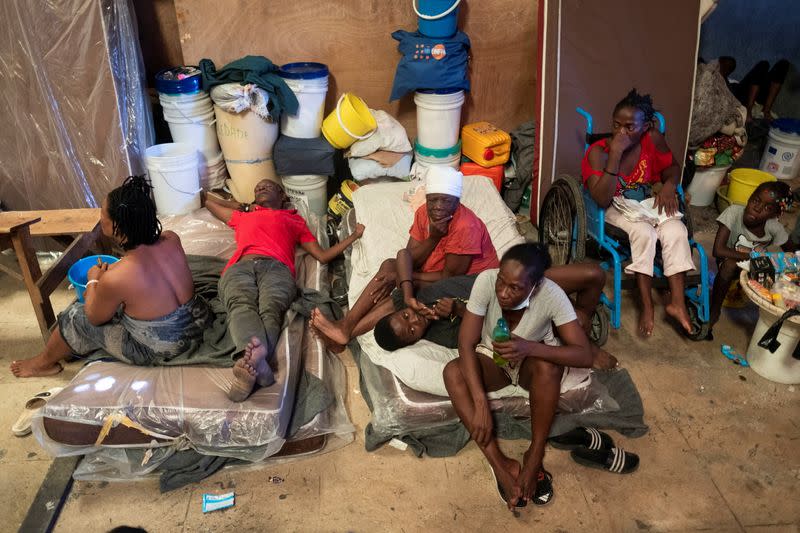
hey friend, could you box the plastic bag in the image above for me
[347,110,412,157]
[210,83,272,121]
[390,30,470,101]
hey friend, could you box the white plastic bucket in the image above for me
[412,140,461,179]
[214,104,279,202]
[279,63,329,138]
[145,143,201,215]
[199,151,228,190]
[760,125,800,180]
[159,91,220,164]
[687,166,730,207]
[414,90,465,149]
[281,175,328,218]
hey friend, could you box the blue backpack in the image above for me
[389,30,470,101]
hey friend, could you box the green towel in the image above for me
[200,55,299,120]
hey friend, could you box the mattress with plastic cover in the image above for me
[32,208,353,463]
[344,177,602,436]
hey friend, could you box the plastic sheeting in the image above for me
[0,0,153,210]
[30,207,353,473]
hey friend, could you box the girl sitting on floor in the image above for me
[709,181,791,336]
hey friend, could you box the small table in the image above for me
[0,209,107,341]
[740,271,800,384]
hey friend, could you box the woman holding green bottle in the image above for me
[443,242,593,511]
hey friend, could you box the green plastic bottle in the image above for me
[492,317,510,367]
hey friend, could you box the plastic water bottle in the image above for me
[492,317,510,367]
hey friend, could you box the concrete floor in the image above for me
[1,224,799,533]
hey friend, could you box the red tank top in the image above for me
[580,131,673,195]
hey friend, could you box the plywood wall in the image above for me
[172,0,537,139]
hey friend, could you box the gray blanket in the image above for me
[689,61,744,146]
[353,340,648,457]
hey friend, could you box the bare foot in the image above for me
[665,302,692,334]
[228,357,257,402]
[638,307,654,337]
[245,337,274,388]
[10,356,63,378]
[518,449,542,503]
[309,323,346,354]
[591,344,619,370]
[310,308,350,347]
[491,457,522,510]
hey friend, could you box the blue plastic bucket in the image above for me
[155,66,202,95]
[414,0,460,38]
[68,255,120,302]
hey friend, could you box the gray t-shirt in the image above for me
[466,270,577,347]
[717,204,788,250]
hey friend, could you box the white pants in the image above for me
[604,205,695,277]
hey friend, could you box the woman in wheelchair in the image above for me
[581,89,695,337]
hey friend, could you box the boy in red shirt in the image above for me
[205,179,364,401]
[311,165,498,349]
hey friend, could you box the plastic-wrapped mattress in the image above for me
[31,207,353,465]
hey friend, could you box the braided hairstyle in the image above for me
[753,181,793,214]
[106,175,162,250]
[614,88,657,124]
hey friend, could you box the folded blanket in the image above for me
[689,61,745,146]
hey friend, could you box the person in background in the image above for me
[709,181,791,336]
[719,56,791,123]
[204,179,364,401]
[11,176,209,377]
[582,89,695,338]
[443,243,593,509]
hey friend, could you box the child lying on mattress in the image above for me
[443,242,594,509]
[203,179,364,401]
[11,176,211,378]
[312,247,618,369]
[309,165,498,345]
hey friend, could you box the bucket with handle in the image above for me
[414,89,465,149]
[214,104,279,202]
[145,143,202,215]
[413,0,461,38]
[282,175,329,218]
[412,139,461,179]
[279,62,329,139]
[68,255,120,302]
[759,118,800,180]
[727,168,776,206]
[321,93,377,150]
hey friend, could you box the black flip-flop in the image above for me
[549,427,614,451]
[570,446,639,474]
[490,467,526,508]
[532,470,554,506]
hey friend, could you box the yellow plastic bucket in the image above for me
[727,168,776,206]
[321,93,377,149]
[327,180,359,218]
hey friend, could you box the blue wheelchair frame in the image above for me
[575,107,710,331]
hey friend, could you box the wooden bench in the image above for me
[0,209,109,341]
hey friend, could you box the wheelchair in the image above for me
[538,107,711,341]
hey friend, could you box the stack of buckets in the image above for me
[155,67,227,191]
[279,62,335,218]
[411,1,465,175]
[145,142,203,216]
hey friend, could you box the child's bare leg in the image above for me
[710,258,740,329]
[665,272,692,334]
[636,273,655,337]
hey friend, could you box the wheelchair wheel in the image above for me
[589,304,610,347]
[538,176,586,265]
[685,299,710,341]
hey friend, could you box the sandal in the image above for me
[570,446,639,474]
[489,466,526,508]
[11,387,63,437]
[549,427,614,451]
[532,470,554,506]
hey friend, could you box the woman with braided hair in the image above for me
[11,176,211,377]
[581,89,695,337]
